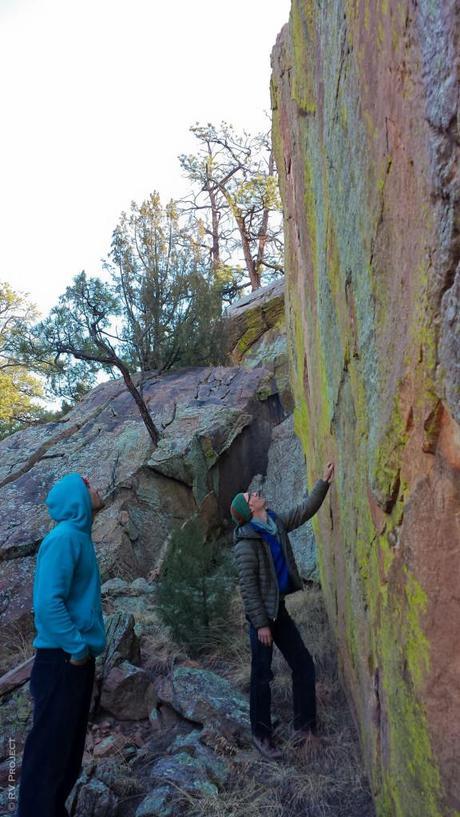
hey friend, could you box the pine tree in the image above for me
[156,516,236,655]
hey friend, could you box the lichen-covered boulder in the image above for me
[155,666,250,737]
[135,788,173,817]
[101,580,157,635]
[102,612,141,669]
[68,776,118,817]
[149,748,222,798]
[225,279,292,410]
[271,2,459,815]
[0,365,283,666]
[66,758,146,817]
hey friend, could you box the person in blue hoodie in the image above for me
[17,472,107,817]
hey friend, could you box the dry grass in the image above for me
[138,610,189,676]
[0,620,35,676]
[177,586,375,817]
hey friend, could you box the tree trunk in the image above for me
[217,185,261,290]
[208,186,221,275]
[118,362,159,445]
[239,218,260,290]
[60,342,161,447]
[254,150,274,286]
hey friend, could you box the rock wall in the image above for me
[271,3,459,816]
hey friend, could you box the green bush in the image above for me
[156,516,236,655]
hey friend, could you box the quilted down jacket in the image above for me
[233,480,330,628]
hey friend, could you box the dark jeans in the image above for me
[249,600,316,739]
[17,648,95,817]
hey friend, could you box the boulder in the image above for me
[167,729,229,784]
[99,660,156,721]
[225,279,292,410]
[101,581,157,634]
[101,612,141,670]
[150,753,217,796]
[0,365,284,665]
[66,773,118,817]
[75,779,117,817]
[155,666,250,738]
[271,2,460,814]
[135,788,174,817]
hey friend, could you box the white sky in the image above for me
[0,0,290,316]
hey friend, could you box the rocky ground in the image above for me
[0,581,375,817]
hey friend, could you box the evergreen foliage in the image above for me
[156,516,236,655]
[106,193,226,371]
[0,282,44,438]
[179,121,284,297]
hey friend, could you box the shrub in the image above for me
[155,516,236,655]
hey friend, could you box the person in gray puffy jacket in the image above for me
[231,462,334,759]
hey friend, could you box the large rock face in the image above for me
[0,366,283,669]
[271,3,459,817]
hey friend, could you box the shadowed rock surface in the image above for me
[271,2,459,815]
[249,414,319,579]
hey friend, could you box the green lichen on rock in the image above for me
[374,563,442,817]
[225,281,291,407]
[272,0,459,814]
[290,0,317,114]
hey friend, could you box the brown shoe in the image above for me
[252,734,283,760]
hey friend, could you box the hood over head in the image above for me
[46,472,93,533]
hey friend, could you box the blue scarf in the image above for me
[251,510,290,593]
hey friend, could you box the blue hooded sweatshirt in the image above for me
[32,473,107,661]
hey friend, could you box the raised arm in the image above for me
[277,479,330,533]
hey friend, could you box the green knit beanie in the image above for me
[230,493,252,525]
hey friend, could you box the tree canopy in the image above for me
[106,193,226,371]
[31,193,227,444]
[179,121,283,296]
[0,282,44,437]
[3,121,284,440]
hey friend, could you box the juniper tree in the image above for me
[105,193,226,372]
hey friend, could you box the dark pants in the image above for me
[17,648,95,817]
[249,600,316,739]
